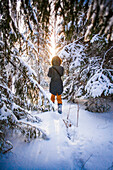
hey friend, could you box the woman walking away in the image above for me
[48,56,64,114]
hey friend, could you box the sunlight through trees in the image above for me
[0,0,113,156]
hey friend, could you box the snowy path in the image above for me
[0,100,113,170]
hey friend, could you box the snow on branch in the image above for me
[60,35,113,100]
[0,130,13,154]
[85,72,113,98]
[21,33,38,54]
[101,46,113,69]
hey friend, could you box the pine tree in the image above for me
[0,0,53,149]
[60,35,113,102]
[54,0,113,105]
[54,0,89,43]
[54,0,113,49]
[84,0,113,42]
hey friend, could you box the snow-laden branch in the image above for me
[0,130,13,154]
[89,46,113,80]
[21,33,38,54]
[62,36,85,52]
[101,46,113,69]
[1,53,54,112]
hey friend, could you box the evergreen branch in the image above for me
[74,36,85,43]
[101,46,113,70]
[0,131,13,154]
[17,120,49,140]
[2,140,13,154]
[20,33,38,54]
[90,46,113,79]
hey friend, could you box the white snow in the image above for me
[90,34,100,43]
[0,99,113,170]
[60,39,112,98]
[18,56,37,77]
[85,72,113,98]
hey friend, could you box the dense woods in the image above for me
[0,0,113,153]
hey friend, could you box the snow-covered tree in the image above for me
[84,0,113,42]
[0,0,53,152]
[60,35,113,102]
[54,0,113,43]
[54,0,113,112]
[54,0,88,42]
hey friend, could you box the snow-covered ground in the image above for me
[0,100,113,170]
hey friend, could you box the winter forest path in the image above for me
[0,100,113,170]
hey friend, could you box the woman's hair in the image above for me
[51,56,62,66]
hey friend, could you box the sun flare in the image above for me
[49,33,56,61]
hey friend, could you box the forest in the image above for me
[0,0,113,169]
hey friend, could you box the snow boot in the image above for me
[58,104,62,114]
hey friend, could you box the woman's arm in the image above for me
[47,68,52,77]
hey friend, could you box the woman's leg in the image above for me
[57,94,62,104]
[57,94,62,114]
[51,94,55,103]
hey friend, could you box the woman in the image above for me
[48,56,64,114]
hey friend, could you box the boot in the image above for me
[58,104,62,114]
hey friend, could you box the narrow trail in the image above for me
[0,100,113,170]
[34,110,75,170]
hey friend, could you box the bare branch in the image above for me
[81,154,93,169]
